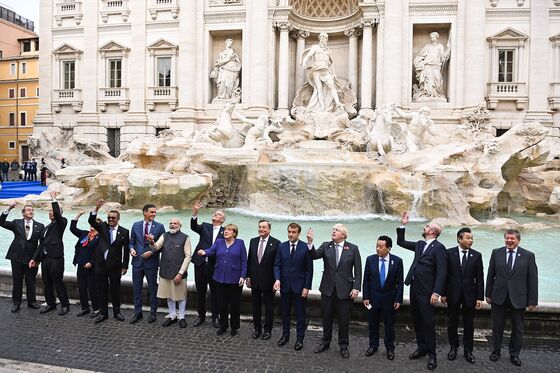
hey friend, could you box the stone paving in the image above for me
[0,297,558,372]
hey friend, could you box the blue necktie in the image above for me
[379,258,386,288]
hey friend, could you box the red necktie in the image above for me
[144,222,149,236]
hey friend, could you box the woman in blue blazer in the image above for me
[199,224,247,336]
[70,212,100,317]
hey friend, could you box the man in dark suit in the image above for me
[307,224,362,358]
[440,227,484,364]
[89,200,130,324]
[129,203,165,324]
[190,200,224,328]
[246,219,280,340]
[1,202,44,313]
[397,211,447,370]
[30,191,70,315]
[273,223,313,351]
[362,235,403,360]
[486,229,538,367]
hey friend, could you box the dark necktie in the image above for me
[144,222,149,236]
[257,239,265,264]
[25,222,30,239]
[290,243,296,260]
[379,258,386,288]
[507,250,514,272]
[461,250,468,271]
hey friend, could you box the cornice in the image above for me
[486,9,531,17]
[203,10,246,24]
[408,4,458,16]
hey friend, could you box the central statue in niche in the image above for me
[290,33,357,140]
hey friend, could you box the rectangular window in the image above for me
[34,40,39,51]
[21,62,27,74]
[22,40,31,52]
[9,113,15,126]
[8,141,15,149]
[0,50,3,59]
[157,57,171,87]
[10,63,15,76]
[20,112,27,126]
[8,88,15,98]
[107,128,121,157]
[109,59,122,88]
[20,88,26,98]
[36,87,39,97]
[63,61,76,89]
[498,49,514,83]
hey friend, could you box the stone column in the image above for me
[360,19,374,116]
[293,30,310,93]
[526,0,551,121]
[382,0,405,105]
[33,0,54,130]
[246,0,269,112]
[345,27,360,98]
[276,21,291,117]
[461,0,486,108]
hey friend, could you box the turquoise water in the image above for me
[1,208,557,302]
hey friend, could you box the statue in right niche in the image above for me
[413,32,451,100]
[210,38,242,103]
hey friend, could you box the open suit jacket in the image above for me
[1,213,44,265]
[88,213,130,271]
[129,220,165,269]
[247,235,281,291]
[190,219,224,268]
[33,201,67,261]
[485,246,538,309]
[274,240,313,294]
[396,227,447,296]
[309,241,362,299]
[443,246,484,307]
[362,254,404,308]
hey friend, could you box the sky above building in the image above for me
[0,0,39,30]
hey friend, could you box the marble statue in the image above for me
[393,106,437,152]
[413,32,451,100]
[366,104,404,157]
[195,102,245,148]
[210,39,242,103]
[234,111,283,149]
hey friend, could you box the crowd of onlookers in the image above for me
[0,158,66,186]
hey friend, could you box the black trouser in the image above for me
[76,265,98,311]
[11,260,38,306]
[32,172,37,181]
[447,296,475,352]
[41,256,69,307]
[320,292,353,349]
[368,303,396,350]
[194,262,219,319]
[1,171,7,181]
[410,284,437,356]
[491,295,525,358]
[251,288,275,333]
[215,282,242,330]
[96,266,123,316]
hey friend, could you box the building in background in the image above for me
[0,4,38,163]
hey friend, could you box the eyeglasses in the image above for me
[107,216,118,220]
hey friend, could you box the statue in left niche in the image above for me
[210,38,242,103]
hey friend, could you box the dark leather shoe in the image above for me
[464,351,475,364]
[409,349,427,359]
[114,313,125,321]
[90,310,100,318]
[148,313,157,323]
[340,348,349,358]
[387,349,395,361]
[40,305,57,314]
[294,340,303,351]
[212,317,220,328]
[59,306,69,316]
[365,347,378,357]
[130,313,143,324]
[193,317,205,327]
[252,330,262,339]
[94,314,109,324]
[77,309,90,317]
[162,318,177,327]
[510,356,522,366]
[489,351,501,362]
[427,355,437,370]
[27,302,40,309]
[314,343,330,354]
[179,319,187,328]
[11,305,20,313]
[447,347,457,360]
[217,327,228,336]
[277,336,289,346]
[230,328,238,336]
[262,331,271,340]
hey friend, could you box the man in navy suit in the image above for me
[274,223,313,351]
[246,219,280,340]
[397,211,447,370]
[440,227,484,364]
[190,200,225,328]
[486,229,538,367]
[129,203,165,324]
[362,235,403,361]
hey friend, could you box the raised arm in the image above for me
[0,203,17,231]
